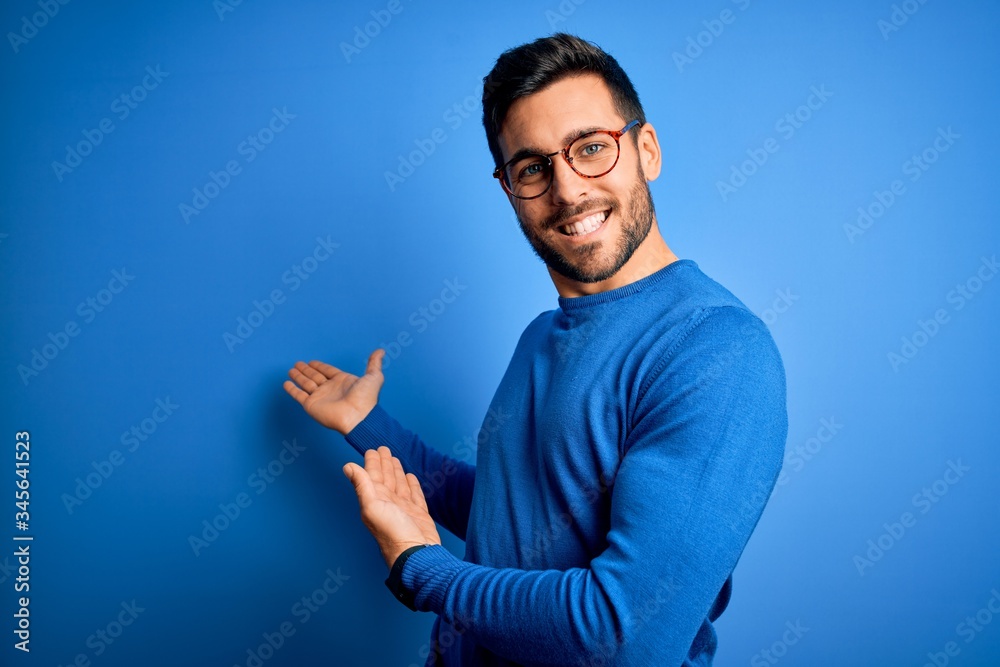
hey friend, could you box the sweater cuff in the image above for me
[399,544,472,613]
[343,404,393,453]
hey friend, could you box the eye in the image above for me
[572,136,615,161]
[517,159,547,180]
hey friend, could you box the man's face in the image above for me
[497,73,656,285]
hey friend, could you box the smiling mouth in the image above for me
[557,210,610,236]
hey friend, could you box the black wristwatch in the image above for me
[384,544,429,611]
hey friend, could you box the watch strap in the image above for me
[384,544,429,611]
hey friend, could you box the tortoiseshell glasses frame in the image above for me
[492,119,641,200]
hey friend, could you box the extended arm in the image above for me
[344,402,475,541]
[284,349,475,541]
[397,307,787,665]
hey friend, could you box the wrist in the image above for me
[384,544,430,611]
[341,403,376,436]
[384,541,428,571]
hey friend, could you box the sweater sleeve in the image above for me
[398,306,788,666]
[343,404,476,541]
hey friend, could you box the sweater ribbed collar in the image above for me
[556,259,696,313]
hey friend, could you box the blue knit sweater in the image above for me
[344,259,788,666]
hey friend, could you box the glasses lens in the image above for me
[568,133,619,177]
[505,155,551,199]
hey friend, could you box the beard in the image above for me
[514,163,656,284]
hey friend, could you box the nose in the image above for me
[545,153,589,206]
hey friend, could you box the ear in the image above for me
[636,122,662,182]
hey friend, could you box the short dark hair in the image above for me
[481,33,646,170]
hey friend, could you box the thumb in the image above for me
[343,462,376,503]
[364,348,385,382]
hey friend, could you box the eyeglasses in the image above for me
[493,120,640,200]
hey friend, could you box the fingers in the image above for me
[282,380,308,404]
[406,473,428,512]
[286,355,375,393]
[294,361,328,387]
[364,447,412,501]
[287,367,318,393]
[391,454,411,502]
[377,446,397,495]
[342,462,375,503]
[307,360,341,379]
[365,447,386,491]
[365,349,385,377]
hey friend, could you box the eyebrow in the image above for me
[505,125,606,165]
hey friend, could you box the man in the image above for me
[283,33,787,666]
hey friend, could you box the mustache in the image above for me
[544,199,617,230]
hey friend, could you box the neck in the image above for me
[549,220,679,298]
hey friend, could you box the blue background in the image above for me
[2,1,998,665]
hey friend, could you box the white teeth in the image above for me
[559,210,608,236]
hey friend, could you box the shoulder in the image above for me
[520,308,558,339]
[640,305,785,403]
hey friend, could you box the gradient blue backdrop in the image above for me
[2,1,998,665]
